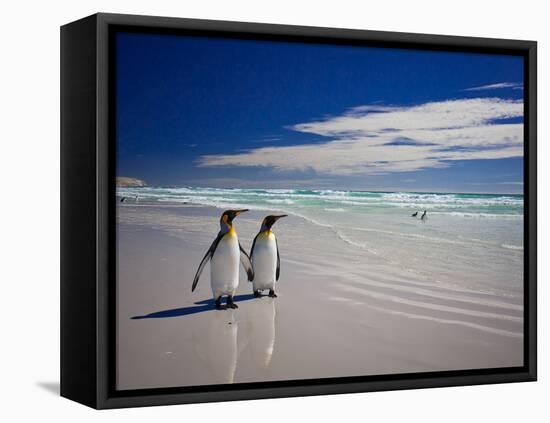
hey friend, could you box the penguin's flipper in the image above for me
[239,243,254,281]
[245,233,260,282]
[249,233,259,261]
[275,237,281,281]
[192,232,223,292]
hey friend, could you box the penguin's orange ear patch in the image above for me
[222,214,228,224]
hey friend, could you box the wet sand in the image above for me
[116,204,523,390]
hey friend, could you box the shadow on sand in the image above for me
[131,294,256,319]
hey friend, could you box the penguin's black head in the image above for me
[261,214,287,230]
[220,209,248,227]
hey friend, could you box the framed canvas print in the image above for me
[60,13,537,409]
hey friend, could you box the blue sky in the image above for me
[116,32,524,193]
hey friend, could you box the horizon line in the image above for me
[116,184,524,196]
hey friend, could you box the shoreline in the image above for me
[116,203,523,390]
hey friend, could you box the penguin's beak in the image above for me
[270,215,287,225]
[234,209,249,216]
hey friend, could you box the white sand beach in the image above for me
[116,201,523,390]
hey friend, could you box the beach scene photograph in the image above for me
[115,31,524,390]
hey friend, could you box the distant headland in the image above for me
[116,176,146,187]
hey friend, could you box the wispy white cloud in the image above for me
[198,98,523,176]
[464,82,523,91]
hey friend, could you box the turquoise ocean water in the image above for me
[117,187,523,219]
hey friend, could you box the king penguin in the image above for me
[192,209,254,310]
[249,215,287,298]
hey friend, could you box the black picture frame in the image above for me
[60,12,537,409]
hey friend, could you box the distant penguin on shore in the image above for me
[250,215,287,298]
[192,209,254,310]
[120,197,126,203]
[411,211,418,217]
[421,210,427,221]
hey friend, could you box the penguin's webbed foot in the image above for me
[226,296,238,309]
[268,290,278,298]
[215,297,226,310]
[253,290,262,298]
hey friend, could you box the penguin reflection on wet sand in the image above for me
[245,298,276,368]
[191,311,239,384]
[411,211,418,217]
[250,215,287,298]
[192,209,254,310]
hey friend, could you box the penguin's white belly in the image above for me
[210,233,240,298]
[252,234,277,291]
